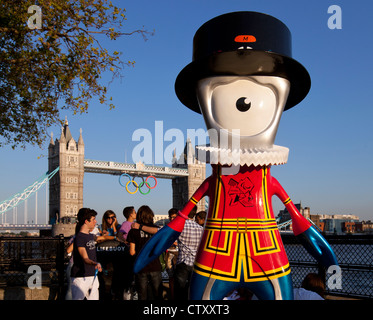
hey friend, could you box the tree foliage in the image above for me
[0,0,151,148]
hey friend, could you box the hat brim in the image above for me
[175,50,311,113]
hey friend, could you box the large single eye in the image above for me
[210,79,277,136]
[236,97,251,112]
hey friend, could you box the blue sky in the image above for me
[1,0,372,225]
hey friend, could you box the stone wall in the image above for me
[52,223,75,237]
[0,286,58,300]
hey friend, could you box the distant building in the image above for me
[361,220,373,233]
[323,219,343,234]
[342,221,356,233]
[320,216,360,234]
[154,214,169,226]
[327,214,360,220]
[277,202,310,231]
[309,214,325,231]
[276,203,363,234]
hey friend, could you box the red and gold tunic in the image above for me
[179,164,311,283]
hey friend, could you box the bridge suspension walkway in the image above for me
[0,167,60,216]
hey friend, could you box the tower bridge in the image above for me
[0,118,205,235]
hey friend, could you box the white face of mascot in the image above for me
[196,76,290,151]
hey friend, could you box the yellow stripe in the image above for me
[283,197,292,205]
[245,260,291,282]
[261,167,271,220]
[193,266,291,282]
[196,232,240,279]
[194,234,291,282]
[249,229,281,256]
[212,166,222,219]
[203,230,232,256]
[190,197,198,204]
[205,218,278,231]
[193,263,240,282]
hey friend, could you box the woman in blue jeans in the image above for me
[127,205,163,300]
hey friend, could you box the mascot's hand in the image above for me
[133,214,186,273]
[296,225,338,268]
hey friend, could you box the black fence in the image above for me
[0,234,372,300]
[0,235,66,298]
[282,233,373,299]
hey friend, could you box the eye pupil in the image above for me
[236,97,251,112]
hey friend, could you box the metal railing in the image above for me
[282,233,373,299]
[0,235,66,298]
[0,234,372,300]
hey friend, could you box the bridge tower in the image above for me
[48,118,84,228]
[172,138,206,213]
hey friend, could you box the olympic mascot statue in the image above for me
[134,11,338,300]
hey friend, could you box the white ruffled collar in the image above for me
[196,145,289,166]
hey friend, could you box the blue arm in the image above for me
[297,225,338,268]
[133,216,186,273]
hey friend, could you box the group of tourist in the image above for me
[66,205,325,301]
[66,205,206,301]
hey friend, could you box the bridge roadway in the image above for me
[0,224,52,231]
[84,159,189,179]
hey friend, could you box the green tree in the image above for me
[0,0,151,149]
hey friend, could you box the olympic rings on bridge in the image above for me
[119,174,157,195]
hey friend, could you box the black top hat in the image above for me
[175,11,311,113]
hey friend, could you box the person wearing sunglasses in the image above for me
[99,210,120,241]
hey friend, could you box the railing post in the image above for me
[56,234,65,300]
